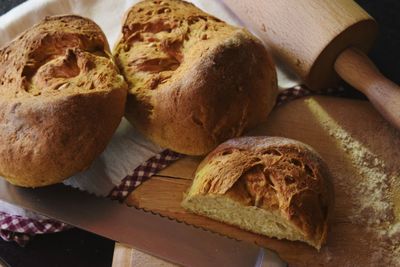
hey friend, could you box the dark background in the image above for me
[0,0,399,266]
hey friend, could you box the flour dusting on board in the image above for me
[327,127,394,225]
[305,98,400,265]
[327,127,400,265]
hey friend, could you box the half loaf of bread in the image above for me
[114,0,278,155]
[0,15,127,187]
[182,136,334,250]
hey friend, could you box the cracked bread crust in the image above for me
[0,15,127,187]
[183,136,334,249]
[114,0,278,155]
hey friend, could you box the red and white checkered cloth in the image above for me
[0,85,345,246]
[108,149,184,201]
[0,212,71,245]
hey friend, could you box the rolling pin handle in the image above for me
[334,48,400,131]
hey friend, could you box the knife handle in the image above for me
[334,47,400,131]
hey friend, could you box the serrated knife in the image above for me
[0,178,286,267]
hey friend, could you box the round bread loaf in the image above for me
[182,136,334,250]
[114,0,278,155]
[0,15,127,187]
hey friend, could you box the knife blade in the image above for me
[0,178,287,267]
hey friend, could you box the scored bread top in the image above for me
[0,15,127,187]
[187,136,334,248]
[114,0,278,155]
[0,15,125,99]
[115,0,238,91]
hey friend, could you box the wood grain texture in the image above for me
[222,0,400,132]
[335,47,400,130]
[221,0,377,90]
[156,156,200,180]
[124,96,400,266]
[112,243,177,267]
[112,243,134,267]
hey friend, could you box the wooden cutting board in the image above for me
[115,96,400,266]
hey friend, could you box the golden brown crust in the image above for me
[185,136,334,249]
[0,15,127,187]
[114,0,278,155]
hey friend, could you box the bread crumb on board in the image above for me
[305,98,400,266]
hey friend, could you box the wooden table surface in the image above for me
[0,0,398,266]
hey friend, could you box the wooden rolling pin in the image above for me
[222,0,400,130]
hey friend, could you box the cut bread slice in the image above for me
[182,136,334,250]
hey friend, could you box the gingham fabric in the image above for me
[108,149,185,201]
[0,85,343,246]
[276,85,346,106]
[0,212,71,246]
